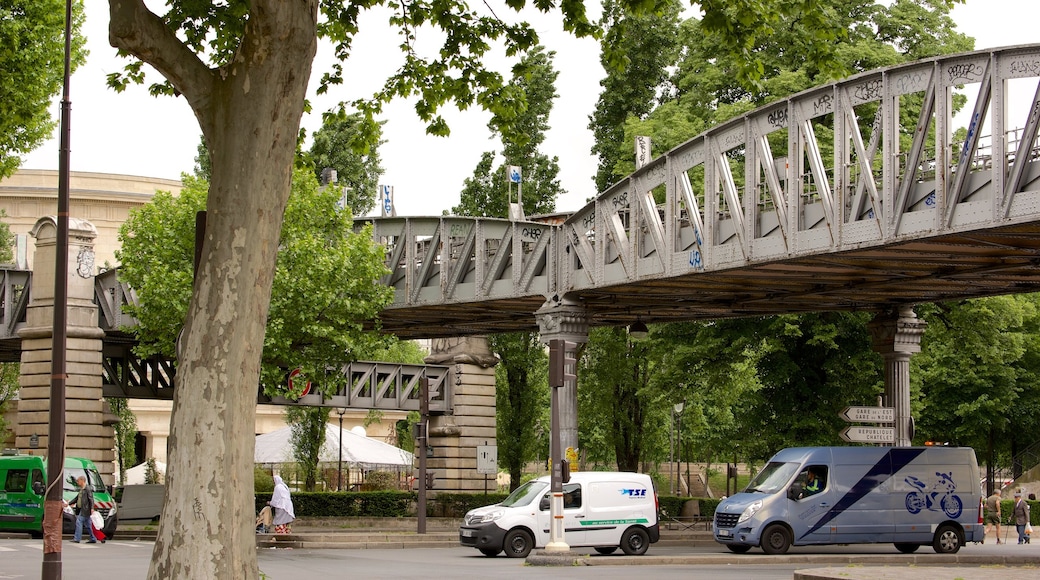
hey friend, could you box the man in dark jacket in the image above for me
[68,476,98,543]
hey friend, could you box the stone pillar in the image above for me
[424,337,499,494]
[867,305,926,447]
[535,296,588,461]
[16,217,112,482]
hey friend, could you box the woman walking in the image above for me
[270,475,296,534]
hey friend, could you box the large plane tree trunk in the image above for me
[110,3,318,578]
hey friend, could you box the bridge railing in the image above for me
[365,45,1040,320]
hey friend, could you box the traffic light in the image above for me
[549,340,577,388]
[425,472,435,490]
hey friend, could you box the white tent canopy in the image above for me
[254,423,414,471]
[124,460,166,485]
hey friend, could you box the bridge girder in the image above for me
[364,45,1040,338]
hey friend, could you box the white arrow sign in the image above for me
[840,406,895,423]
[840,426,895,443]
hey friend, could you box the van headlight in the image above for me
[108,503,117,516]
[737,500,762,524]
[476,509,504,523]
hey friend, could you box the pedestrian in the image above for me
[984,488,1003,543]
[67,476,99,544]
[270,475,295,534]
[1012,490,1031,545]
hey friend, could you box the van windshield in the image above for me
[499,480,549,507]
[63,468,106,495]
[744,461,800,494]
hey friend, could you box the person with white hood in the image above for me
[269,475,296,534]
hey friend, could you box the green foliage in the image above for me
[108,398,137,484]
[254,467,274,493]
[427,493,510,518]
[0,0,87,178]
[145,458,163,484]
[255,491,417,518]
[116,168,393,387]
[492,333,549,490]
[287,406,330,492]
[452,45,564,218]
[307,110,385,217]
[914,296,1040,456]
[0,363,19,442]
[363,471,399,491]
[579,327,658,471]
[617,0,973,178]
[590,0,682,192]
[0,209,14,263]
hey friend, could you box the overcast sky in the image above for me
[19,1,1040,217]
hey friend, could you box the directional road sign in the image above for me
[840,426,895,444]
[840,406,894,423]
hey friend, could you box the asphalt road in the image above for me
[2,539,1038,580]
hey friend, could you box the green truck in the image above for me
[0,451,118,538]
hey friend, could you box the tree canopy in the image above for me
[0,0,86,178]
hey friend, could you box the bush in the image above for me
[255,491,417,517]
[255,467,274,493]
[364,471,399,491]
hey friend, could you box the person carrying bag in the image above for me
[68,476,100,544]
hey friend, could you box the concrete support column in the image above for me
[424,337,499,495]
[16,217,111,481]
[867,305,926,447]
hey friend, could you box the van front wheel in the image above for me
[760,524,791,555]
[503,529,533,558]
[932,524,962,554]
[894,542,919,553]
[620,527,650,555]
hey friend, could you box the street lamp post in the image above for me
[674,402,684,496]
[337,408,347,491]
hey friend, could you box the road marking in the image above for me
[0,546,15,551]
[106,541,147,548]
[23,543,42,550]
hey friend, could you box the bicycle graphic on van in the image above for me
[904,472,963,518]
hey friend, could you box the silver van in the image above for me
[713,446,984,554]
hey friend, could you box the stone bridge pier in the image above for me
[423,337,499,494]
[15,217,114,482]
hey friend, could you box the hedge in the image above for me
[255,491,720,521]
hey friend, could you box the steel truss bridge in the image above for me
[363,45,1040,338]
[4,45,1040,402]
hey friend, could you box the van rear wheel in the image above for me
[760,524,792,555]
[620,527,650,555]
[932,523,963,554]
[503,529,534,558]
[594,547,617,555]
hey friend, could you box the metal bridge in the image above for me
[5,45,1040,397]
[362,45,1040,338]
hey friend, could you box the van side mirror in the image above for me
[539,496,550,511]
[32,481,45,496]
[788,482,803,501]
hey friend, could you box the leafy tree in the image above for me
[492,332,549,490]
[578,327,657,471]
[108,397,137,485]
[913,296,1040,474]
[453,45,563,219]
[0,0,87,178]
[103,2,846,575]
[308,111,384,217]
[286,405,328,491]
[589,0,681,193]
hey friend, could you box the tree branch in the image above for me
[108,0,216,129]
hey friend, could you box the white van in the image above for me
[713,446,984,555]
[459,471,660,558]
